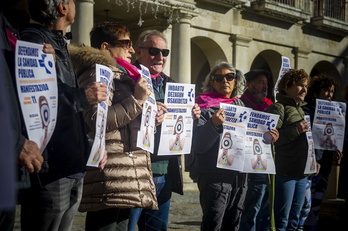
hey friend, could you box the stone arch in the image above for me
[249,49,283,100]
[191,36,227,95]
[309,61,343,100]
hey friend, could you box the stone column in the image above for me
[170,11,199,191]
[342,58,348,86]
[293,47,311,69]
[230,34,252,71]
[170,11,193,84]
[71,0,95,46]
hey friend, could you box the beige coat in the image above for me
[68,45,158,212]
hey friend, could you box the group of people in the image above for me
[192,63,347,231]
[1,0,200,231]
[0,1,347,231]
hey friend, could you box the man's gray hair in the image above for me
[135,29,167,48]
[201,60,245,98]
[27,0,69,27]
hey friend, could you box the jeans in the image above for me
[20,176,83,231]
[298,176,312,228]
[128,175,172,231]
[274,176,307,231]
[239,179,269,231]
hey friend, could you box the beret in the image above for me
[244,69,270,82]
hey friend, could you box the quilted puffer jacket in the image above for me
[69,45,158,212]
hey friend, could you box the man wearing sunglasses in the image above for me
[129,30,201,231]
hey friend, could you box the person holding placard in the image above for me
[266,69,310,231]
[299,74,342,231]
[128,29,201,231]
[235,68,279,231]
[18,1,108,230]
[0,2,45,229]
[69,21,157,231]
[193,61,246,231]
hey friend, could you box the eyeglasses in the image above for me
[113,39,133,49]
[212,73,236,82]
[139,47,170,57]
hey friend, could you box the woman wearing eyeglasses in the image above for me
[68,21,158,231]
[192,61,246,231]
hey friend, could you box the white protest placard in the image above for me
[242,110,278,174]
[86,64,113,167]
[15,40,58,153]
[216,104,249,172]
[312,99,346,151]
[157,83,195,155]
[304,115,317,174]
[274,56,291,100]
[137,65,157,153]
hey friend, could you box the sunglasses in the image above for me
[113,39,133,49]
[212,73,236,82]
[139,47,170,57]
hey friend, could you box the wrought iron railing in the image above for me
[250,0,310,12]
[250,0,346,21]
[313,0,346,21]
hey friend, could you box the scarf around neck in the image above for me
[114,57,141,82]
[116,57,163,81]
[195,91,239,109]
[5,28,17,52]
[240,90,273,111]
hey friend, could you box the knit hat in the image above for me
[244,69,270,82]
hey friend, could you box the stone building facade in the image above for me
[72,0,348,99]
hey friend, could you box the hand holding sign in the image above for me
[134,77,151,105]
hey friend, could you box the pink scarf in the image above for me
[115,57,162,82]
[6,28,17,52]
[195,91,239,109]
[114,57,141,82]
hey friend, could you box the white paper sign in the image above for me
[86,64,113,167]
[304,115,317,174]
[312,99,346,151]
[136,65,157,153]
[217,104,249,172]
[157,83,195,155]
[274,56,291,100]
[242,110,278,174]
[217,104,278,174]
[15,40,58,153]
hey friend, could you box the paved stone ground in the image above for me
[167,191,201,231]
[14,190,344,231]
[13,191,202,231]
[70,191,202,231]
